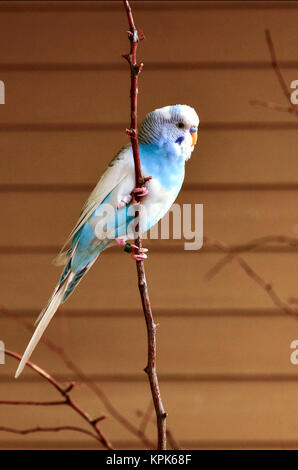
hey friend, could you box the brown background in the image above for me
[1,0,298,449]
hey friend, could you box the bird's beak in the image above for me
[190,126,198,147]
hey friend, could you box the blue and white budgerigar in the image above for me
[15,104,199,378]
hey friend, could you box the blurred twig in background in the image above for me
[251,29,298,116]
[204,236,298,320]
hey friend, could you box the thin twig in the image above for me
[204,235,298,280]
[0,400,65,406]
[265,29,298,116]
[122,0,167,450]
[2,350,112,449]
[136,409,181,450]
[4,313,155,449]
[0,425,100,441]
[205,236,298,319]
[251,31,298,116]
[138,400,154,436]
[250,99,293,114]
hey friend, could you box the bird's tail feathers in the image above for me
[16,240,101,378]
[15,272,72,379]
[52,251,69,267]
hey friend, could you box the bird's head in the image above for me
[139,104,199,160]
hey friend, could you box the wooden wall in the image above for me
[1,0,298,449]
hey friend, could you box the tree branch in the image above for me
[122,0,167,450]
[2,350,112,449]
[0,425,100,441]
[204,235,298,280]
[7,312,155,449]
[251,30,298,116]
[204,236,298,320]
[265,29,298,116]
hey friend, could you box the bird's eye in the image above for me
[177,122,184,129]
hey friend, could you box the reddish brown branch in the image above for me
[0,425,100,441]
[2,350,112,449]
[204,235,298,280]
[252,31,298,116]
[250,99,293,114]
[138,400,154,436]
[0,400,65,406]
[7,313,155,449]
[122,0,167,450]
[204,236,298,319]
[265,30,298,116]
[136,409,181,450]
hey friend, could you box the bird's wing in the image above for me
[60,144,134,253]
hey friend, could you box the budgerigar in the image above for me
[15,104,199,378]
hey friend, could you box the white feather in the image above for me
[15,275,72,378]
[58,145,133,255]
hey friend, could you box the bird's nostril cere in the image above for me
[190,126,197,134]
[175,136,185,145]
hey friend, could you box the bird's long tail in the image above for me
[15,273,71,378]
[15,255,98,378]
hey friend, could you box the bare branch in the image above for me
[204,236,298,320]
[0,425,100,441]
[136,409,181,450]
[5,313,155,449]
[138,400,154,436]
[251,30,298,116]
[250,99,293,114]
[265,29,298,116]
[122,0,167,450]
[205,235,298,280]
[2,350,112,449]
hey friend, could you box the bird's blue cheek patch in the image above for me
[175,136,185,145]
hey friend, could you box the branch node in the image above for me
[91,415,107,425]
[125,127,137,137]
[121,53,131,63]
[138,28,145,41]
[63,382,76,394]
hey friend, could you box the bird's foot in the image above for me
[131,186,149,205]
[129,244,148,261]
[115,239,148,260]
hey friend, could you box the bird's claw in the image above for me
[130,244,148,261]
[116,239,149,260]
[132,253,147,261]
[131,186,149,205]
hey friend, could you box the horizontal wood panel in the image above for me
[0,2,297,64]
[0,69,295,125]
[0,252,297,311]
[1,314,297,378]
[1,129,298,185]
[1,378,298,448]
[1,189,297,247]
